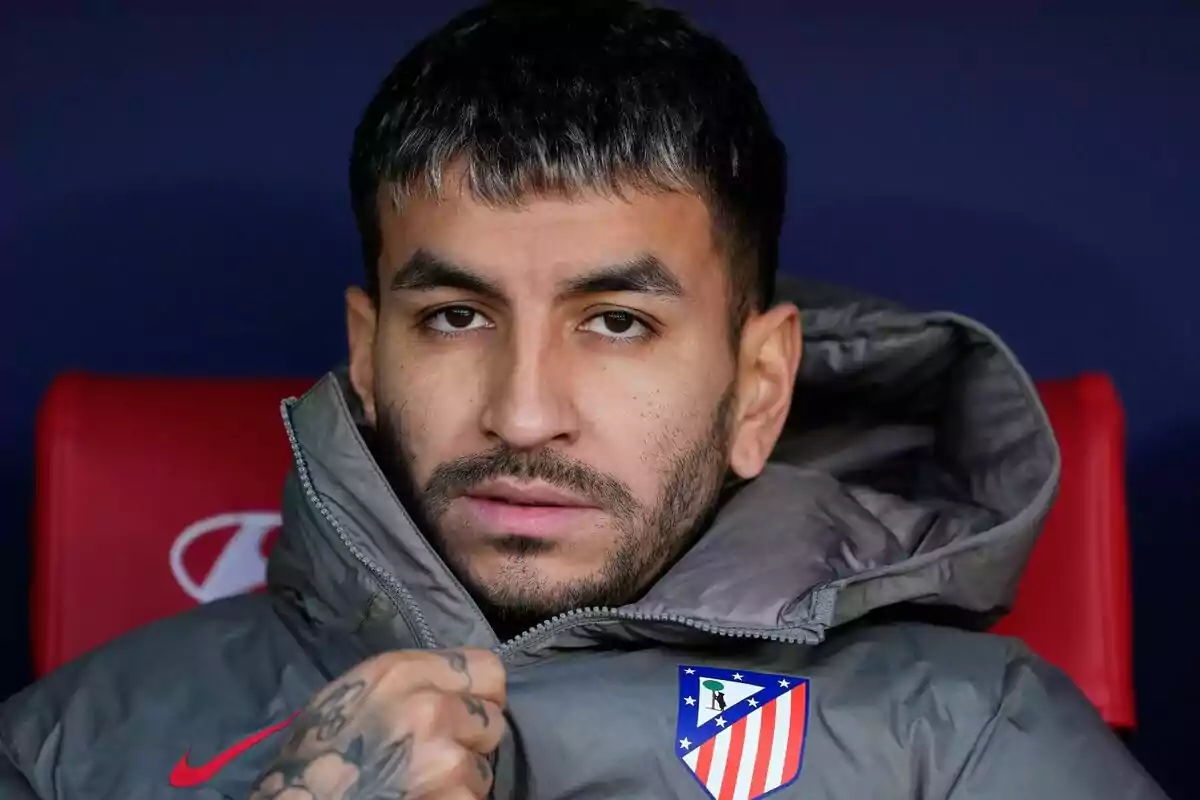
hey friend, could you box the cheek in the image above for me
[579,371,715,487]
[588,341,727,436]
[376,339,487,479]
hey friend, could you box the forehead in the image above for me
[376,183,725,293]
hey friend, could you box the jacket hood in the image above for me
[268,277,1060,654]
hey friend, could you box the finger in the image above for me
[455,694,506,754]
[423,648,507,707]
[401,689,506,754]
[407,743,493,799]
[419,785,486,800]
[373,649,506,706]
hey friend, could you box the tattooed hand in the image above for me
[249,648,506,799]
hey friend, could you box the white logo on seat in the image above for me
[168,512,281,603]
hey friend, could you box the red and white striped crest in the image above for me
[676,666,810,800]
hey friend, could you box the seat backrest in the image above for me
[990,373,1135,728]
[30,372,1136,728]
[31,372,312,677]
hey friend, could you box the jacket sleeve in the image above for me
[947,649,1169,799]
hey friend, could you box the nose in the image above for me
[479,324,579,450]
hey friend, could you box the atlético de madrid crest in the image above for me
[676,665,810,800]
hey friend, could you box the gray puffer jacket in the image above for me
[0,280,1168,798]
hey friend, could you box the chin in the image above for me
[473,547,591,589]
[465,553,610,607]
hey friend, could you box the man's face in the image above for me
[347,180,780,632]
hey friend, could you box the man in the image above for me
[0,1,1168,798]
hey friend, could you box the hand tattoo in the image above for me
[437,650,472,689]
[460,694,490,728]
[475,753,493,783]
[249,733,413,800]
[250,678,409,800]
[308,680,368,742]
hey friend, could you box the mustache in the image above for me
[423,446,639,518]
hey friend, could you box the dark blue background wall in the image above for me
[4,2,1197,795]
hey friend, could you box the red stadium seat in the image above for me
[29,372,1136,728]
[30,373,311,677]
[991,373,1136,728]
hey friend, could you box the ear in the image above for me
[728,302,802,479]
[345,286,379,426]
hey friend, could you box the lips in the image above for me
[461,481,599,538]
[465,481,594,509]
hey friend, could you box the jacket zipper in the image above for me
[281,399,439,649]
[494,606,825,659]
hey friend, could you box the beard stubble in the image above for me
[367,387,736,637]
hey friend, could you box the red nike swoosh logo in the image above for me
[168,711,300,789]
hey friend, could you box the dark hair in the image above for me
[349,0,786,326]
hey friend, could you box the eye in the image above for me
[579,310,651,341]
[424,306,493,335]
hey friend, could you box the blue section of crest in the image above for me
[675,665,807,757]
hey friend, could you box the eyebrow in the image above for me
[388,249,685,303]
[389,250,506,302]
[557,254,684,300]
